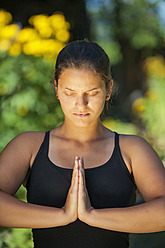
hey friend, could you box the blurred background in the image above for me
[0,0,165,247]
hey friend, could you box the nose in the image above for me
[75,94,88,108]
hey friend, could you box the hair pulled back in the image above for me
[55,40,112,88]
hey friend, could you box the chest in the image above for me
[27,151,136,209]
[48,137,115,169]
[27,132,136,209]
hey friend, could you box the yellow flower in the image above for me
[23,39,43,56]
[0,10,70,58]
[0,24,20,40]
[55,29,70,42]
[132,98,145,115]
[0,39,11,51]
[65,22,71,30]
[44,39,64,56]
[38,26,53,38]
[16,103,29,116]
[29,14,53,38]
[49,13,68,31]
[0,9,12,27]
[17,28,39,43]
[23,39,64,57]
[143,56,165,78]
[9,42,22,56]
[29,14,49,26]
[145,90,158,101]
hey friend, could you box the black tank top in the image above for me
[27,131,136,248]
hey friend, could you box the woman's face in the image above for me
[55,68,110,128]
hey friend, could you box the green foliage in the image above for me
[89,0,164,49]
[114,0,163,49]
[0,52,64,151]
[0,227,33,248]
[0,185,33,247]
[103,118,138,135]
[98,41,122,65]
[0,187,33,248]
[0,52,64,247]
[142,75,165,154]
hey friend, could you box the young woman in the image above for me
[0,40,165,248]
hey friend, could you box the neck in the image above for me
[58,119,106,142]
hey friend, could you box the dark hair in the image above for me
[54,40,112,88]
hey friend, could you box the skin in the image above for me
[0,68,165,233]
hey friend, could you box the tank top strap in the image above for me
[113,131,120,154]
[114,131,119,146]
[113,131,136,186]
[31,131,50,167]
[43,131,50,155]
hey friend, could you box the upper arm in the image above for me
[121,135,165,202]
[0,132,44,196]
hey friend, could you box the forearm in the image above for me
[85,197,165,233]
[0,191,68,228]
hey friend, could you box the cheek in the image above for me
[58,97,74,113]
[89,95,105,106]
[59,95,74,104]
[88,96,105,115]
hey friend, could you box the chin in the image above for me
[74,122,91,128]
[73,117,99,128]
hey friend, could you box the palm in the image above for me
[78,157,93,221]
[63,157,93,224]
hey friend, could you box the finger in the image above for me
[79,156,84,169]
[79,157,86,186]
[78,169,84,202]
[70,157,79,189]
[79,168,84,186]
[79,157,84,176]
[73,156,79,175]
[74,156,79,170]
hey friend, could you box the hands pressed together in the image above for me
[62,157,94,224]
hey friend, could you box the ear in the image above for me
[54,80,59,98]
[106,79,113,101]
[54,79,58,89]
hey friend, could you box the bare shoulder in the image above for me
[119,134,165,200]
[0,131,46,195]
[119,134,161,160]
[7,131,45,142]
[7,131,46,165]
[119,133,148,146]
[116,134,148,172]
[2,131,45,155]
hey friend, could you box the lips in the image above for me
[74,113,89,117]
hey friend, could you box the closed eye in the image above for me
[64,89,100,97]
[64,91,76,96]
[88,91,99,96]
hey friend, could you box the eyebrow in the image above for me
[64,87,100,91]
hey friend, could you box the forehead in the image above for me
[58,68,105,90]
